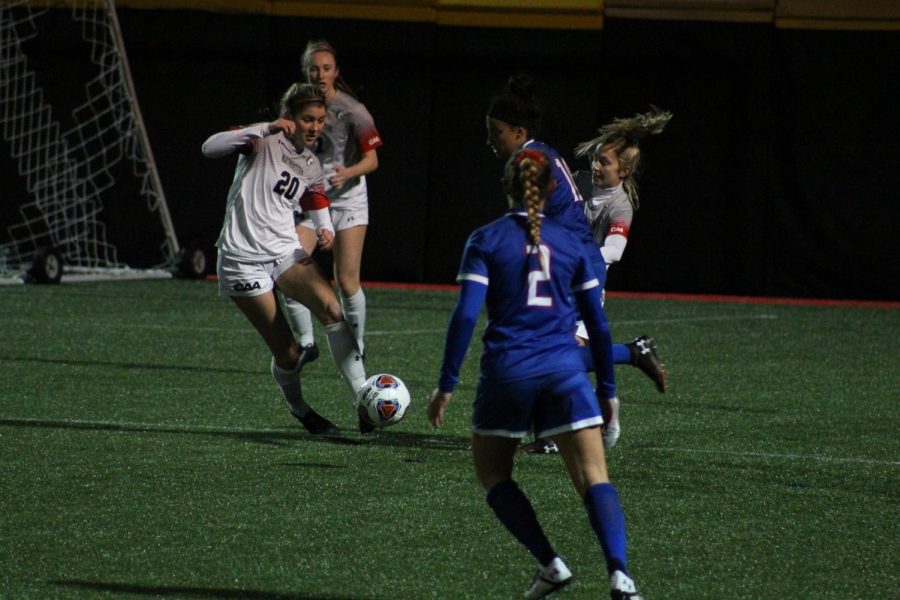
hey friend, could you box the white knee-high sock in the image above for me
[271,357,309,417]
[340,288,366,355]
[324,320,367,401]
[282,294,316,347]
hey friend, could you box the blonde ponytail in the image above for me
[575,106,672,210]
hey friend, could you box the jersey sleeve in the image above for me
[572,255,616,399]
[543,155,582,218]
[299,184,334,234]
[456,230,490,285]
[600,204,633,265]
[201,123,268,158]
[437,280,486,393]
[298,185,331,212]
[351,104,383,153]
[438,232,489,392]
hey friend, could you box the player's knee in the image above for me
[337,275,360,298]
[318,297,344,325]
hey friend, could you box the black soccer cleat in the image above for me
[627,335,668,393]
[297,343,320,370]
[518,438,559,454]
[610,591,645,600]
[357,405,377,434]
[293,409,339,436]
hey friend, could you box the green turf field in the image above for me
[1,280,897,599]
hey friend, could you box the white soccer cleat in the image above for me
[609,570,644,600]
[603,396,620,449]
[524,556,573,599]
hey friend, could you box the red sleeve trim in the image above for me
[299,189,331,211]
[358,130,383,152]
[606,220,630,238]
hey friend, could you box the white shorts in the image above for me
[298,203,368,232]
[216,247,309,298]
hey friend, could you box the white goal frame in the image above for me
[0,0,181,283]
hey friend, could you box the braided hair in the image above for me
[575,106,672,210]
[503,148,553,274]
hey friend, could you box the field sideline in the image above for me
[1,279,897,599]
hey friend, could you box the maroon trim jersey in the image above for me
[205,123,329,262]
[575,171,632,266]
[316,90,382,206]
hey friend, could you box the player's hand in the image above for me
[329,166,348,188]
[316,228,334,251]
[269,118,295,137]
[427,388,452,428]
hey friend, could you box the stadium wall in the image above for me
[1,5,897,300]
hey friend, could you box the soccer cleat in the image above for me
[297,343,320,370]
[626,335,668,393]
[603,396,620,449]
[609,570,644,600]
[357,405,376,434]
[519,438,559,454]
[524,557,573,599]
[293,409,339,436]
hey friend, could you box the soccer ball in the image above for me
[357,373,410,428]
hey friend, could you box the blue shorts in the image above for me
[472,370,604,439]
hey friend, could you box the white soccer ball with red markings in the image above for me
[357,373,411,428]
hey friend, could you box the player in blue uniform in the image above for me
[427,148,644,600]
[486,74,667,453]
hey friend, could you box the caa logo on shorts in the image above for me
[233,281,261,292]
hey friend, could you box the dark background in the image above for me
[2,8,898,300]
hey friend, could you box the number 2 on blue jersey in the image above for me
[526,244,552,307]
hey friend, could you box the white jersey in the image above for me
[585,183,633,247]
[575,171,633,267]
[203,123,330,262]
[315,90,383,209]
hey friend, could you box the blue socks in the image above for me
[583,482,629,575]
[487,480,631,578]
[486,480,555,566]
[582,343,633,371]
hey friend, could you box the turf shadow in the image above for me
[52,579,377,599]
[0,417,470,452]
[0,353,263,376]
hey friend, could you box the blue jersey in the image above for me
[438,210,615,398]
[523,140,604,274]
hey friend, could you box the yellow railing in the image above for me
[24,0,900,30]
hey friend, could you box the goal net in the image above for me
[0,0,180,283]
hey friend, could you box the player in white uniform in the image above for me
[572,107,672,395]
[282,40,383,364]
[203,84,367,436]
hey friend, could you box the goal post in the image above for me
[0,0,197,283]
